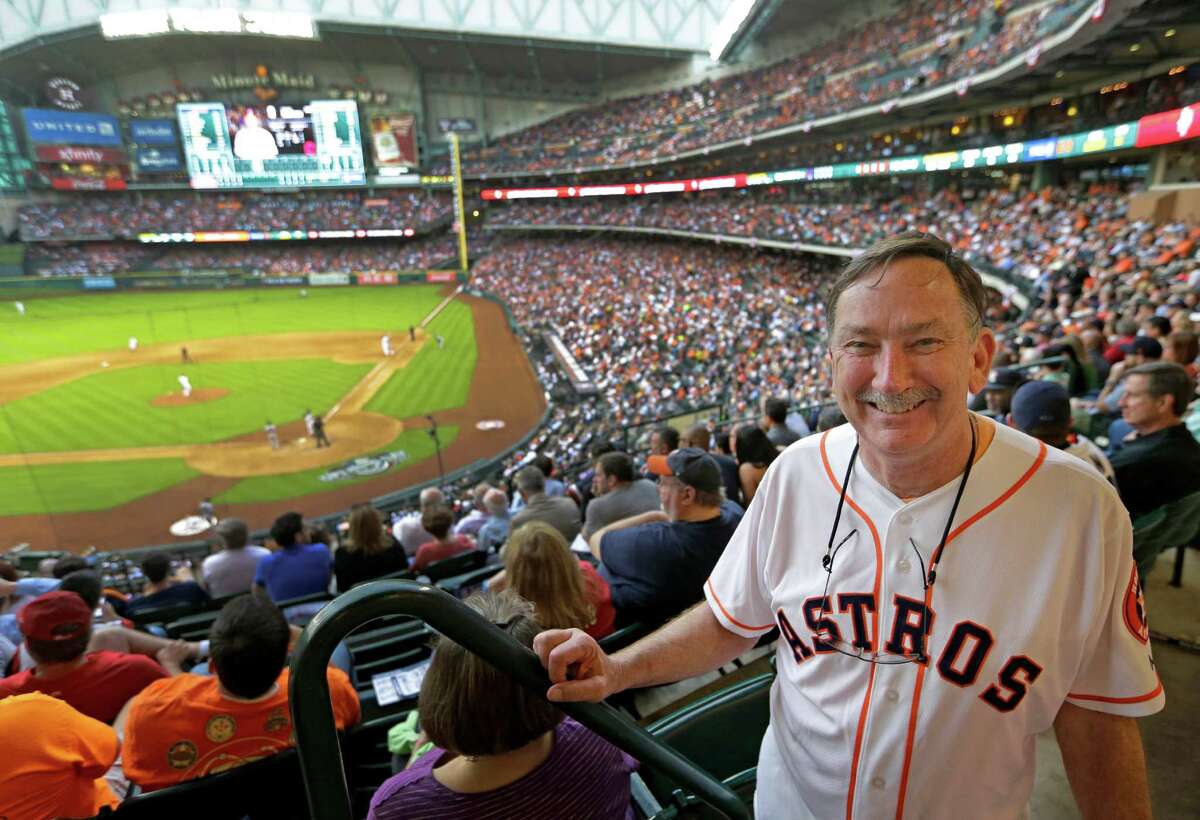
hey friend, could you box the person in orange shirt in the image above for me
[119,592,360,792]
[0,691,121,819]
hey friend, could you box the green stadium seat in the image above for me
[1131,488,1200,583]
[632,672,772,818]
[96,748,315,820]
[166,610,221,642]
[433,563,502,598]
[418,549,487,583]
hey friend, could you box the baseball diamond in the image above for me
[0,284,544,549]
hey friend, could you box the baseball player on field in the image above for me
[535,233,1162,819]
[177,374,192,398]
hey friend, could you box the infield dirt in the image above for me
[2,294,545,551]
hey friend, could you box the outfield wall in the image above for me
[0,268,463,297]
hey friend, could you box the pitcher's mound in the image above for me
[152,387,229,407]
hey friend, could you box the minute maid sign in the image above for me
[319,449,409,483]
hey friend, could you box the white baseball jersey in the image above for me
[705,418,1163,820]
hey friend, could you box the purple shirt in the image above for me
[368,718,637,820]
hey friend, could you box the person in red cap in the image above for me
[0,590,173,723]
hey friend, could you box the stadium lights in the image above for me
[100,8,315,39]
[709,0,758,62]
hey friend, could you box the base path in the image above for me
[2,294,546,551]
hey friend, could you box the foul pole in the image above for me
[448,132,469,277]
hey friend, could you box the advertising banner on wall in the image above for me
[131,119,178,145]
[309,272,351,286]
[22,108,122,146]
[135,146,182,172]
[1135,103,1199,148]
[50,176,127,190]
[35,145,129,164]
[369,113,419,169]
[357,272,398,285]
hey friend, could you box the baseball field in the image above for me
[0,283,546,551]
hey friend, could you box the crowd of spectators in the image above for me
[26,235,461,277]
[441,0,1082,174]
[472,235,839,459]
[18,190,452,242]
[485,180,1200,292]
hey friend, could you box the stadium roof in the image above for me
[0,0,757,104]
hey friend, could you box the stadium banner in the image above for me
[35,145,128,164]
[356,272,398,285]
[82,276,117,290]
[309,272,351,286]
[135,146,182,172]
[261,275,307,286]
[22,108,122,146]
[1135,101,1199,148]
[50,177,127,191]
[369,113,419,169]
[426,270,455,282]
[438,118,476,133]
[130,119,178,144]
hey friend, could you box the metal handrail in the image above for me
[288,579,751,820]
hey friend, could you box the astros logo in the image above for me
[1122,566,1149,645]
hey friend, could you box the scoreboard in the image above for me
[177,100,366,189]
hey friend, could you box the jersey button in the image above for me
[897,559,911,574]
[885,688,900,702]
[870,776,886,789]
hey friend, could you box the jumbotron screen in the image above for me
[177,100,366,189]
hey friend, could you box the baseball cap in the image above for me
[984,367,1024,392]
[1010,381,1071,432]
[17,590,92,642]
[1130,337,1163,359]
[654,447,723,493]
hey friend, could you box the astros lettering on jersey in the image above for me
[705,417,1163,820]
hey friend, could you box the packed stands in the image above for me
[485,182,1200,290]
[18,190,452,242]
[445,0,1086,175]
[25,235,462,277]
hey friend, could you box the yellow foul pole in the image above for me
[448,132,469,277]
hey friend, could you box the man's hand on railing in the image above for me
[533,627,623,703]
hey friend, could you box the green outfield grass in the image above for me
[214,425,460,505]
[0,458,200,516]
[365,299,477,418]
[0,285,483,513]
[0,359,371,454]
[0,285,447,365]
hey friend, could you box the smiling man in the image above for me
[533,232,1162,819]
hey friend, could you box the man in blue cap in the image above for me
[587,447,743,625]
[1009,380,1114,483]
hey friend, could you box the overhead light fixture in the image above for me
[1129,43,1140,52]
[1003,115,1015,126]
[1067,105,1078,116]
[1165,28,1176,38]
[709,0,758,62]
[1055,70,1065,79]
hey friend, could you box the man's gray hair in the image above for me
[825,231,990,340]
[483,488,509,515]
[515,466,546,494]
[419,486,446,510]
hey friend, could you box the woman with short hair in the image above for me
[333,504,409,592]
[367,591,636,819]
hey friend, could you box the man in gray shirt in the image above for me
[583,451,662,540]
[511,466,581,543]
[762,396,804,448]
[201,518,270,598]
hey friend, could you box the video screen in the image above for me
[177,100,366,189]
